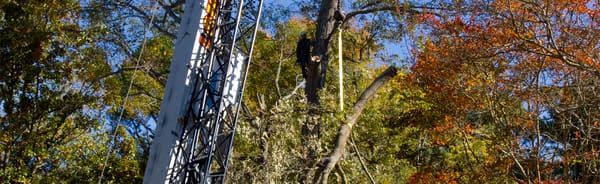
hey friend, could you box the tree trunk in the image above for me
[302,0,341,181]
[301,114,322,183]
[314,66,398,184]
[306,0,341,105]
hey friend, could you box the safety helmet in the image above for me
[300,31,307,36]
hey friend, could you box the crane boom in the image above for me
[143,0,263,183]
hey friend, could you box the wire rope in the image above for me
[98,0,159,183]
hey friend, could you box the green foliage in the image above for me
[5,0,597,183]
[0,0,144,182]
[44,127,142,183]
[228,13,432,182]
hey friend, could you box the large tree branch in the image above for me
[87,66,167,91]
[92,66,145,84]
[344,5,433,23]
[157,0,183,23]
[314,66,398,184]
[116,0,177,38]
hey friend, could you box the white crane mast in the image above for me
[143,0,263,183]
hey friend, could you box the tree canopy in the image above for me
[1,0,599,183]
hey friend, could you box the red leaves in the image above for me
[417,13,439,26]
[411,0,600,111]
[408,170,459,184]
[405,1,600,182]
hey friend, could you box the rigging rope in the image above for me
[98,0,159,183]
[338,27,344,111]
[338,0,344,112]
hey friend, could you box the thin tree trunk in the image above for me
[350,135,375,184]
[314,66,398,184]
[275,23,287,98]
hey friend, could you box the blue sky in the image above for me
[273,0,294,6]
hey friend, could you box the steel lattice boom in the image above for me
[143,0,263,183]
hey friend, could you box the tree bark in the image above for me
[306,0,341,105]
[305,0,428,105]
[301,114,322,183]
[303,1,341,180]
[314,66,398,184]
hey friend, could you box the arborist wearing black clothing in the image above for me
[296,31,311,80]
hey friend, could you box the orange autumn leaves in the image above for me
[407,0,600,182]
[412,0,600,116]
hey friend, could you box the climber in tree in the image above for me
[296,31,311,80]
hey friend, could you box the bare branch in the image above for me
[345,5,436,23]
[115,0,177,38]
[350,135,375,184]
[157,0,182,23]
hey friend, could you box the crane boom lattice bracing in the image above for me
[143,0,263,183]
